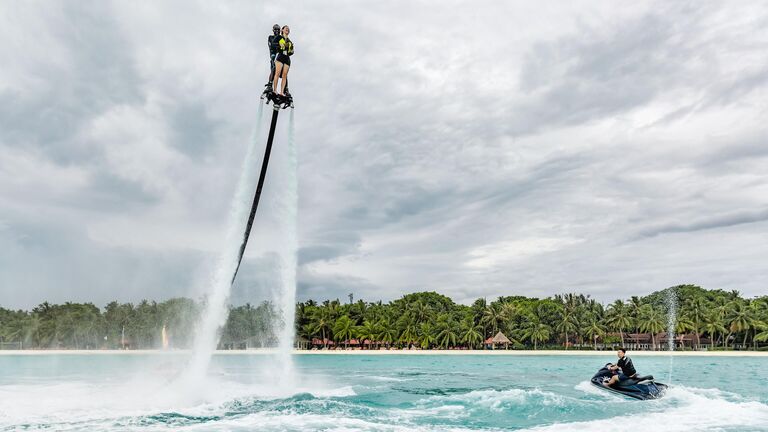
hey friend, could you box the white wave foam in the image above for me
[573,380,602,396]
[368,375,408,382]
[522,385,768,432]
[573,380,629,401]
[307,385,357,398]
[179,412,488,432]
[420,388,569,412]
[0,370,356,431]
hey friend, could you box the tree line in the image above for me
[1,285,766,350]
[0,298,279,350]
[297,285,767,350]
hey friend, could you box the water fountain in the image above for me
[273,110,297,382]
[182,102,298,390]
[664,287,678,383]
[184,103,266,380]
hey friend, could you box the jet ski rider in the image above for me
[605,348,637,387]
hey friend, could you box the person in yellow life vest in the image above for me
[271,25,293,98]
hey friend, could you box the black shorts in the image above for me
[276,53,291,66]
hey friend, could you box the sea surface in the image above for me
[1,353,767,431]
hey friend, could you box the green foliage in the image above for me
[2,285,767,351]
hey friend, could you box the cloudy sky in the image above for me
[1,1,767,309]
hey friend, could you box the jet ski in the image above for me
[590,364,668,400]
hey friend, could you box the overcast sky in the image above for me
[1,1,767,309]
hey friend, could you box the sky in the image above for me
[1,1,767,309]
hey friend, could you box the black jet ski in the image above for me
[590,364,668,400]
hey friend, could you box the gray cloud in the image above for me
[635,208,768,239]
[2,1,768,309]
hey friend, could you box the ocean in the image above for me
[1,353,767,431]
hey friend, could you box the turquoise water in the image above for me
[1,354,767,431]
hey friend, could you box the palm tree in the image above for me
[605,300,632,348]
[418,322,436,349]
[351,300,368,324]
[674,315,695,349]
[460,317,483,349]
[703,312,726,350]
[378,319,399,348]
[333,315,356,348]
[397,315,419,348]
[584,317,606,350]
[309,307,334,347]
[357,319,380,349]
[499,302,517,334]
[412,301,432,324]
[685,297,708,348]
[522,316,551,350]
[481,304,503,336]
[754,327,768,344]
[675,315,695,335]
[638,305,665,350]
[628,296,644,335]
[556,306,578,349]
[435,314,458,349]
[727,301,757,348]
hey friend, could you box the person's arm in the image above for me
[288,39,294,56]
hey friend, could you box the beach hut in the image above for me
[490,331,511,350]
[311,338,335,349]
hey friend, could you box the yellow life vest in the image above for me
[278,37,294,56]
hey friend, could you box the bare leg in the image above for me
[605,375,619,387]
[280,65,290,95]
[272,61,284,93]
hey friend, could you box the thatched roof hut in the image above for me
[492,332,511,344]
[485,331,511,350]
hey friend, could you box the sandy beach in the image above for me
[1,349,766,356]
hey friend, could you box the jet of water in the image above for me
[665,287,678,383]
[268,109,297,388]
[185,102,266,381]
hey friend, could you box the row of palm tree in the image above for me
[1,285,766,350]
[0,298,278,349]
[296,286,768,350]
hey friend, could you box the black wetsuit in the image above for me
[617,356,637,378]
[268,33,280,82]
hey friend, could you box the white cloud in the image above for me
[465,237,583,269]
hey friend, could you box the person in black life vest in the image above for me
[605,347,637,387]
[266,24,281,92]
[271,25,293,97]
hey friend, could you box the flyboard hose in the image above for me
[231,108,280,283]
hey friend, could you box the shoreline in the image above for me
[1,349,766,357]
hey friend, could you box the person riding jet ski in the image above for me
[591,348,668,400]
[605,347,636,387]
